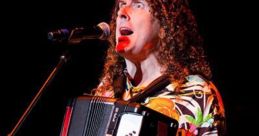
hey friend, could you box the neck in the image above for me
[125,53,163,87]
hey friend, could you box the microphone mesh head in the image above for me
[97,22,110,40]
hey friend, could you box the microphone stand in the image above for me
[8,52,70,136]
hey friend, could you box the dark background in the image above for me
[0,0,256,135]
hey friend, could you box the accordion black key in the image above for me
[60,95,178,136]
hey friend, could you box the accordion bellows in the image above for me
[60,95,178,136]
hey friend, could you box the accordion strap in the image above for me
[128,74,171,103]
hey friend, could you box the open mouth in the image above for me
[120,27,133,36]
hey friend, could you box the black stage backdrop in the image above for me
[0,0,256,136]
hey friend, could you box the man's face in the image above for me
[115,0,160,61]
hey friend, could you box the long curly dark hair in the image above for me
[94,0,211,98]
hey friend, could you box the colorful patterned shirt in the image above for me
[124,75,225,136]
[95,75,226,136]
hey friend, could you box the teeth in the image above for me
[120,27,131,31]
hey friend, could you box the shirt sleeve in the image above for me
[92,76,115,98]
[144,75,226,136]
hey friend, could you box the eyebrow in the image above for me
[117,0,144,3]
[117,0,126,2]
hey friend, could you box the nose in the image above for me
[117,7,130,21]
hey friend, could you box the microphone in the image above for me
[48,22,110,44]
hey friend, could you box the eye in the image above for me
[118,1,127,9]
[133,2,144,9]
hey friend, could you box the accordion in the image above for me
[60,95,178,136]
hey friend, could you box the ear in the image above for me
[158,28,166,39]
